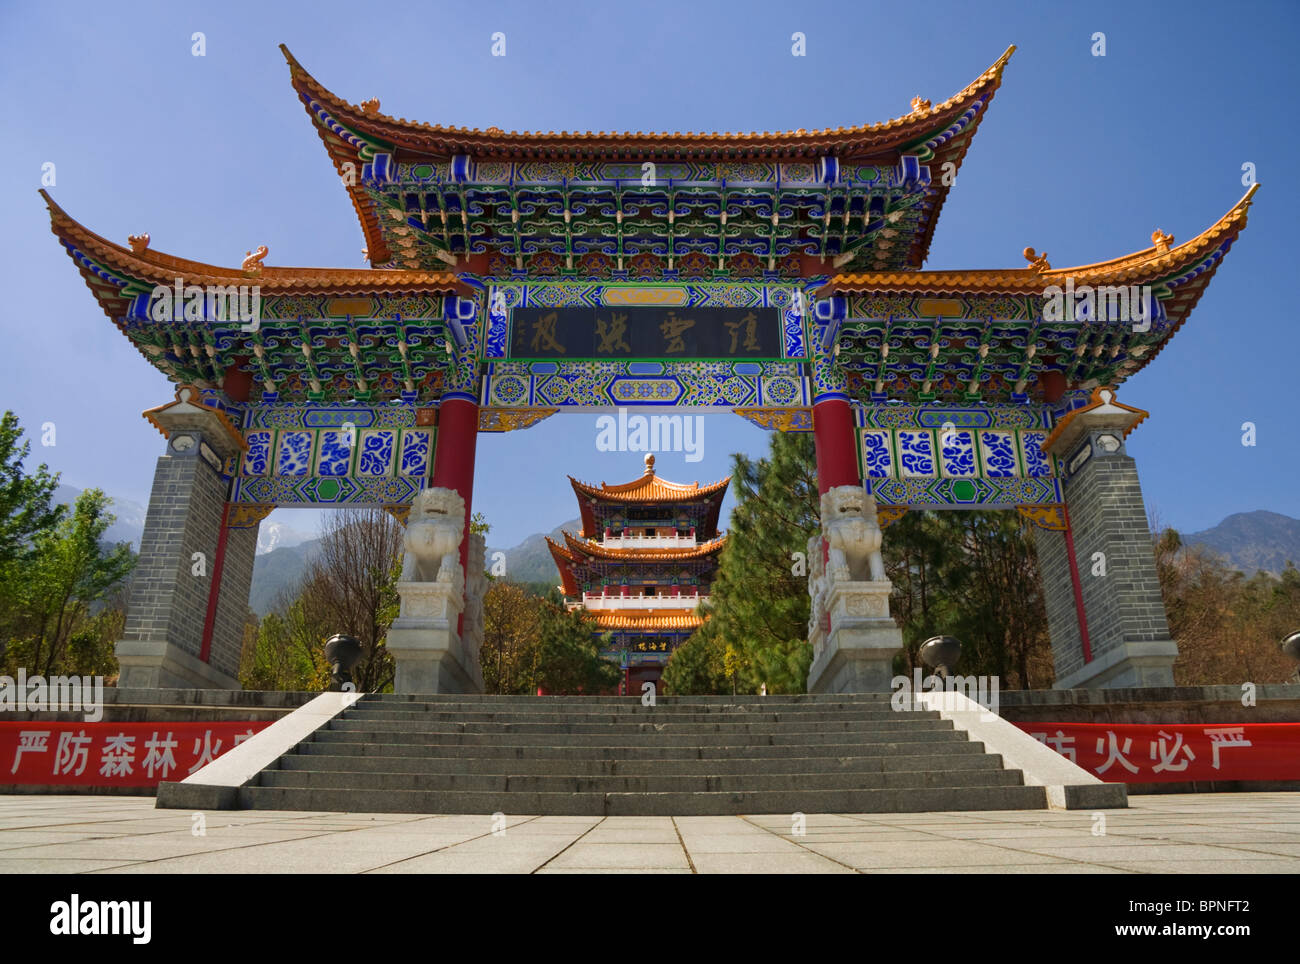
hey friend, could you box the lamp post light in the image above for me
[324,634,363,691]
[919,635,962,681]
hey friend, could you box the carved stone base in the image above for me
[1052,639,1179,690]
[115,638,242,690]
[806,580,903,694]
[386,581,482,695]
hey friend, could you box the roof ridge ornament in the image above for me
[241,245,269,277]
[127,233,150,255]
[1151,229,1174,254]
[910,96,931,113]
[360,97,380,117]
[1022,246,1051,272]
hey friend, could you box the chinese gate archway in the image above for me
[44,45,1255,692]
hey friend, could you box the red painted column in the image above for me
[813,397,860,494]
[199,502,232,664]
[1060,503,1094,664]
[430,397,479,622]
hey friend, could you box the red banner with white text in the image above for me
[1014,722,1300,782]
[0,722,272,787]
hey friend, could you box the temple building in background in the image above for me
[547,455,728,693]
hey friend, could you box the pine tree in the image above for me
[661,618,729,694]
[671,431,819,694]
[0,411,64,571]
[531,590,620,694]
[24,488,135,675]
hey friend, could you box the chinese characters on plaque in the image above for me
[509,306,782,359]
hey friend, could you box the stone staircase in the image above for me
[235,693,1052,815]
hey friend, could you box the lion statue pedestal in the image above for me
[386,487,484,694]
[806,485,903,694]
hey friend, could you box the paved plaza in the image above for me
[1,792,1297,874]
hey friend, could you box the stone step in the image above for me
[296,734,978,760]
[257,767,1026,794]
[180,692,1059,817]
[340,708,925,724]
[355,703,905,716]
[276,750,1004,776]
[326,716,943,736]
[309,724,960,748]
[361,696,899,711]
[238,783,1049,816]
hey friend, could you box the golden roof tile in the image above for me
[561,531,727,561]
[568,460,731,504]
[823,184,1258,296]
[281,43,1014,159]
[585,611,705,631]
[41,190,466,295]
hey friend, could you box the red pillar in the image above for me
[430,397,479,622]
[198,502,232,664]
[1060,503,1094,664]
[813,398,859,494]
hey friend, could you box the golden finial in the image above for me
[127,233,150,254]
[1151,229,1173,253]
[241,245,269,277]
[644,453,656,475]
[360,97,381,116]
[1023,247,1051,272]
[361,248,369,261]
[910,96,931,113]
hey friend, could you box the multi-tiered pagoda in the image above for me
[547,455,728,694]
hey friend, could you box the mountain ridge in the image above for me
[1181,510,1300,576]
[46,486,1300,614]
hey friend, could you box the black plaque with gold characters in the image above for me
[508,305,783,359]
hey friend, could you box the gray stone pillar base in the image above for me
[114,638,242,690]
[807,581,903,694]
[387,581,482,694]
[1053,639,1178,690]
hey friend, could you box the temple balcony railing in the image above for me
[579,591,704,610]
[599,532,698,549]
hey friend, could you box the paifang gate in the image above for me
[43,44,1256,693]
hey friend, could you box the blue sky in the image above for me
[2,0,1296,547]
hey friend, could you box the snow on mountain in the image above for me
[256,520,316,555]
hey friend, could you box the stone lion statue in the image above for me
[820,485,886,583]
[807,532,828,644]
[400,487,466,590]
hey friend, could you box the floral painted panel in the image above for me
[356,430,397,477]
[938,429,978,478]
[1020,431,1052,477]
[897,431,936,478]
[274,431,314,476]
[978,431,1019,478]
[399,430,432,478]
[315,429,355,477]
[861,430,894,479]
[242,430,273,477]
